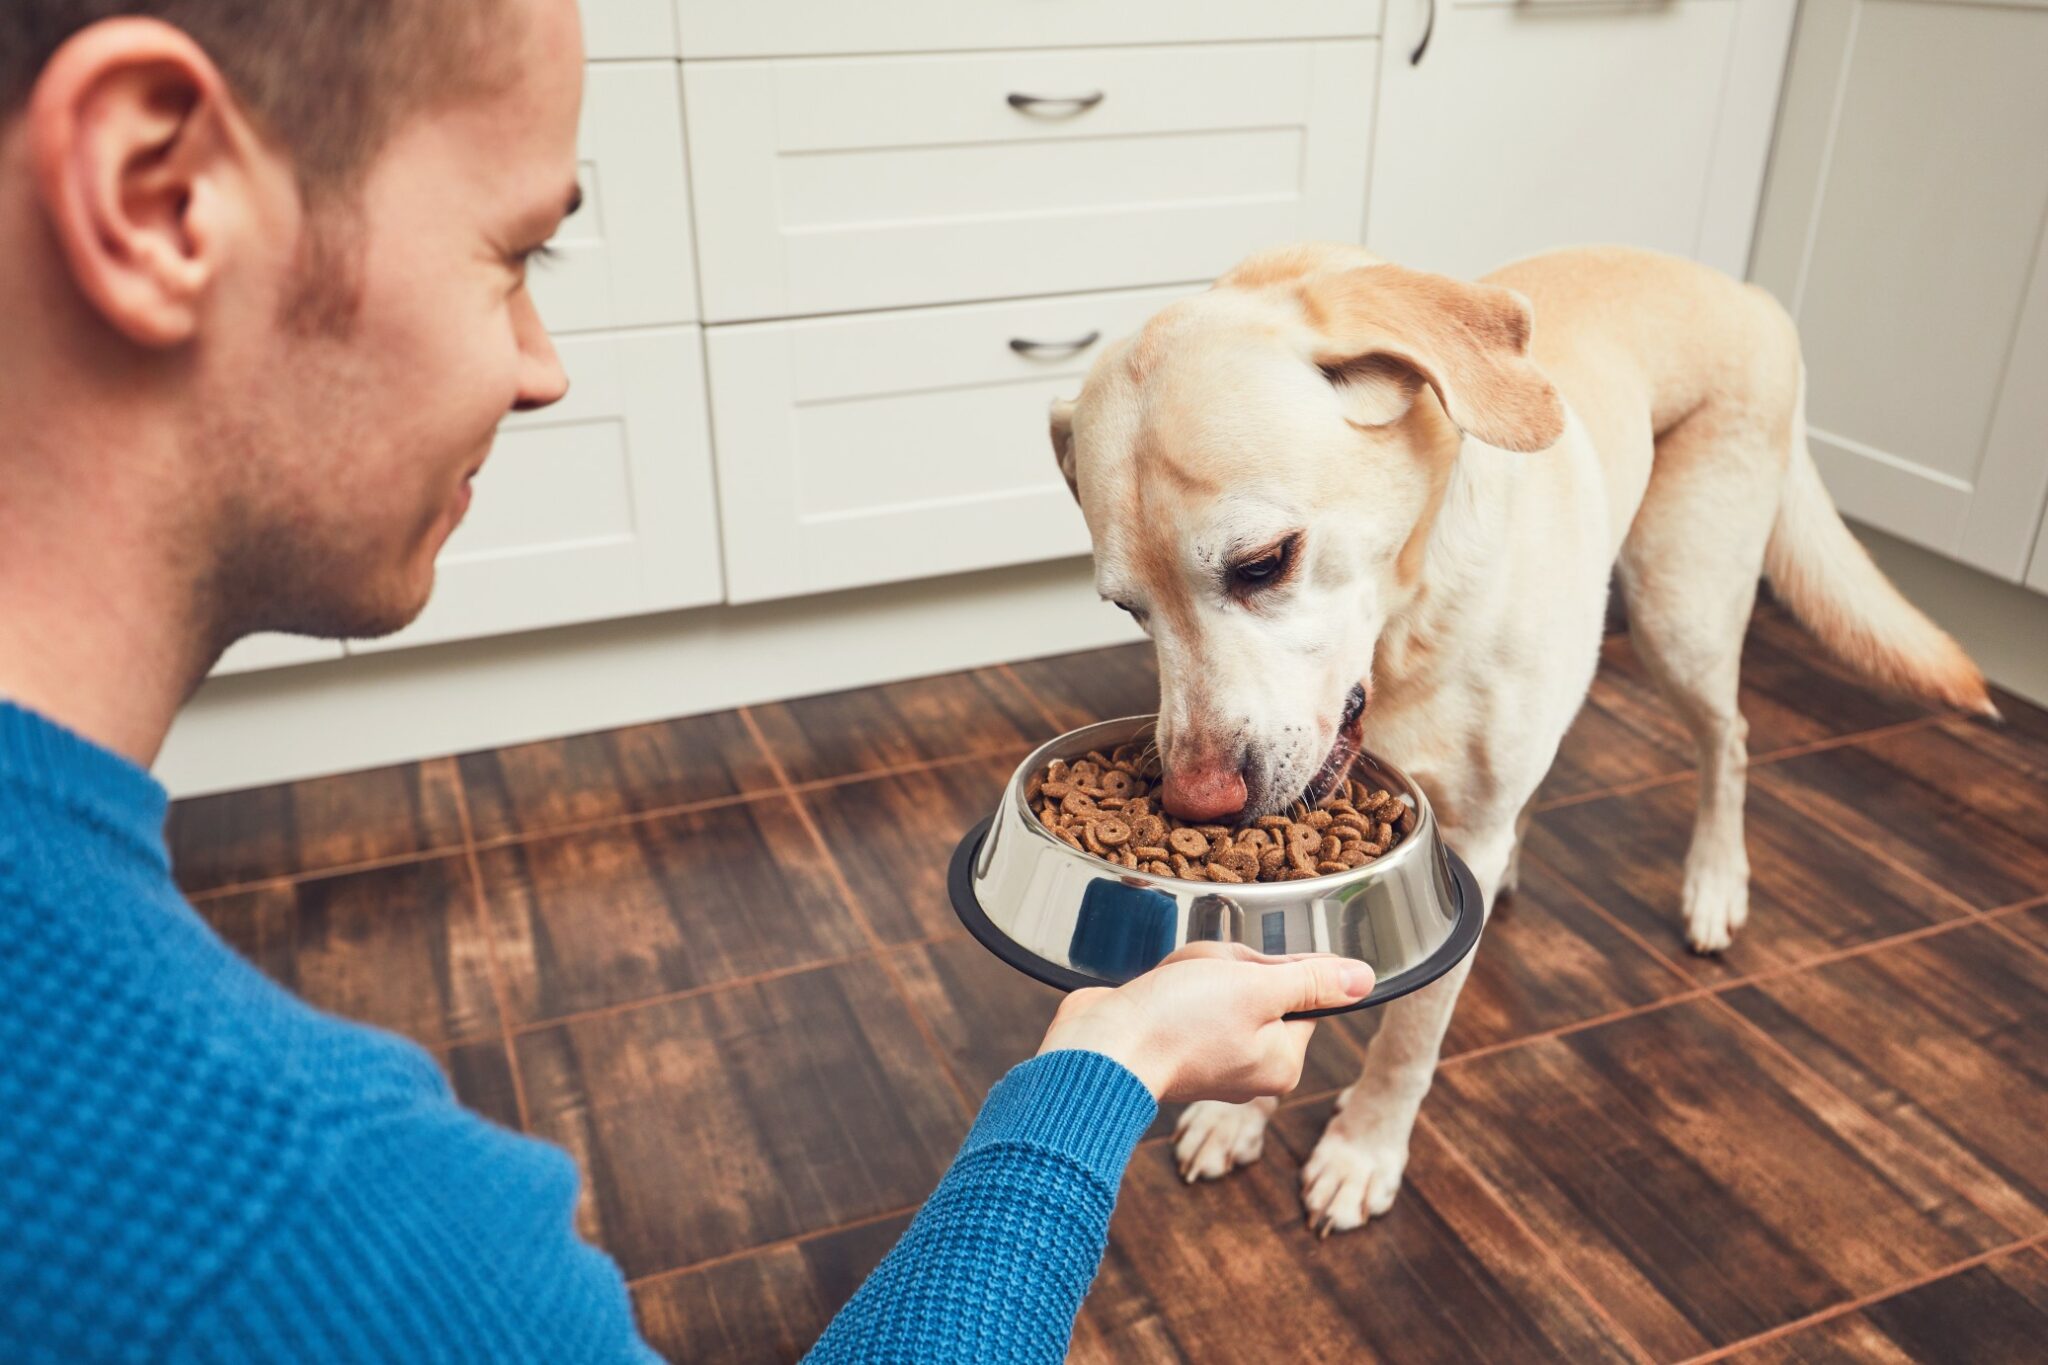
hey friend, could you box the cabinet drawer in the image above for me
[675,0,1382,58]
[353,328,723,654]
[582,0,676,58]
[529,63,696,335]
[707,286,1195,604]
[686,41,1377,321]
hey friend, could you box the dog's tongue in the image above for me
[1161,767,1248,823]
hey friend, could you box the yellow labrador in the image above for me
[1048,243,1993,1234]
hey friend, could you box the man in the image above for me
[0,4,1376,1361]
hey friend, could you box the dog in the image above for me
[1047,242,1995,1234]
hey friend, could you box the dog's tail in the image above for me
[1764,371,1997,718]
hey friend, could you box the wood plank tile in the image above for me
[1005,643,1159,730]
[437,1041,524,1133]
[1529,777,1967,982]
[800,753,1020,945]
[633,1215,910,1365]
[1068,1117,1636,1364]
[1733,607,1935,754]
[889,933,1360,1144]
[1986,683,2048,749]
[169,757,465,894]
[1723,923,2048,1234]
[750,668,1053,786]
[195,854,499,1045]
[477,797,869,1026]
[1725,1249,2048,1364]
[1594,606,1936,764]
[460,710,780,843]
[1994,901,2048,958]
[1756,717,2048,911]
[1429,999,2013,1360]
[516,962,966,1278]
[1336,856,1695,1061]
[1538,635,1696,803]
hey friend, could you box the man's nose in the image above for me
[511,292,570,413]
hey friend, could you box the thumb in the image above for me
[1257,957,1375,1017]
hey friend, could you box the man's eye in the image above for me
[517,243,564,272]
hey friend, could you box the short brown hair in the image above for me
[1,1,508,194]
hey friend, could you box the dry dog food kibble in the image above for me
[1024,744,1415,884]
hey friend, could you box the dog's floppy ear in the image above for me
[1049,396,1080,501]
[1301,265,1565,453]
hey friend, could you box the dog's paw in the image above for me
[1173,1100,1271,1183]
[1300,1123,1409,1236]
[1682,859,1750,955]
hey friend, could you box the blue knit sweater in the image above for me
[0,701,1156,1363]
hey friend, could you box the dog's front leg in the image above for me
[1173,1095,1279,1182]
[1301,821,1512,1234]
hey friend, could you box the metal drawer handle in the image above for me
[1010,332,1101,359]
[1411,0,1436,65]
[1007,91,1106,115]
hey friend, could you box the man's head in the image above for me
[1050,243,1564,822]
[0,0,583,656]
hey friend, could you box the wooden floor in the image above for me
[174,605,2048,1364]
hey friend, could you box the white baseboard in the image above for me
[163,526,2044,799]
[160,557,1140,799]
[1851,522,2048,711]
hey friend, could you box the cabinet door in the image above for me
[706,286,1197,604]
[685,41,1376,321]
[211,634,345,678]
[581,0,676,58]
[1752,0,2048,581]
[528,62,697,336]
[352,328,722,654]
[1367,0,1794,281]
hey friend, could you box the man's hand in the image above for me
[1036,943,1374,1104]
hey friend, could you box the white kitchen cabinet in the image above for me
[706,285,1196,604]
[674,0,1381,58]
[581,0,677,59]
[527,62,697,335]
[685,41,1378,321]
[1752,0,2048,586]
[2030,523,2048,596]
[1367,0,1794,281]
[211,634,346,678]
[351,328,722,654]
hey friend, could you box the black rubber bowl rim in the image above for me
[946,816,1484,1019]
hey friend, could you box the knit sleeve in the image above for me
[164,1101,660,1365]
[804,1049,1157,1365]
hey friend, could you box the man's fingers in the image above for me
[1164,943,1341,967]
[1266,956,1375,1015]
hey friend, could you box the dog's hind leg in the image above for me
[1616,390,1789,953]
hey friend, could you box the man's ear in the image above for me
[27,19,250,348]
[1300,264,1565,453]
[1049,396,1079,501]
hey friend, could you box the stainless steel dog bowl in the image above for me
[947,716,1482,1016]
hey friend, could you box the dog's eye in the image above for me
[1236,555,1283,584]
[1113,600,1146,621]
[1229,534,1300,594]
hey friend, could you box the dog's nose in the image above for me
[1160,765,1249,823]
